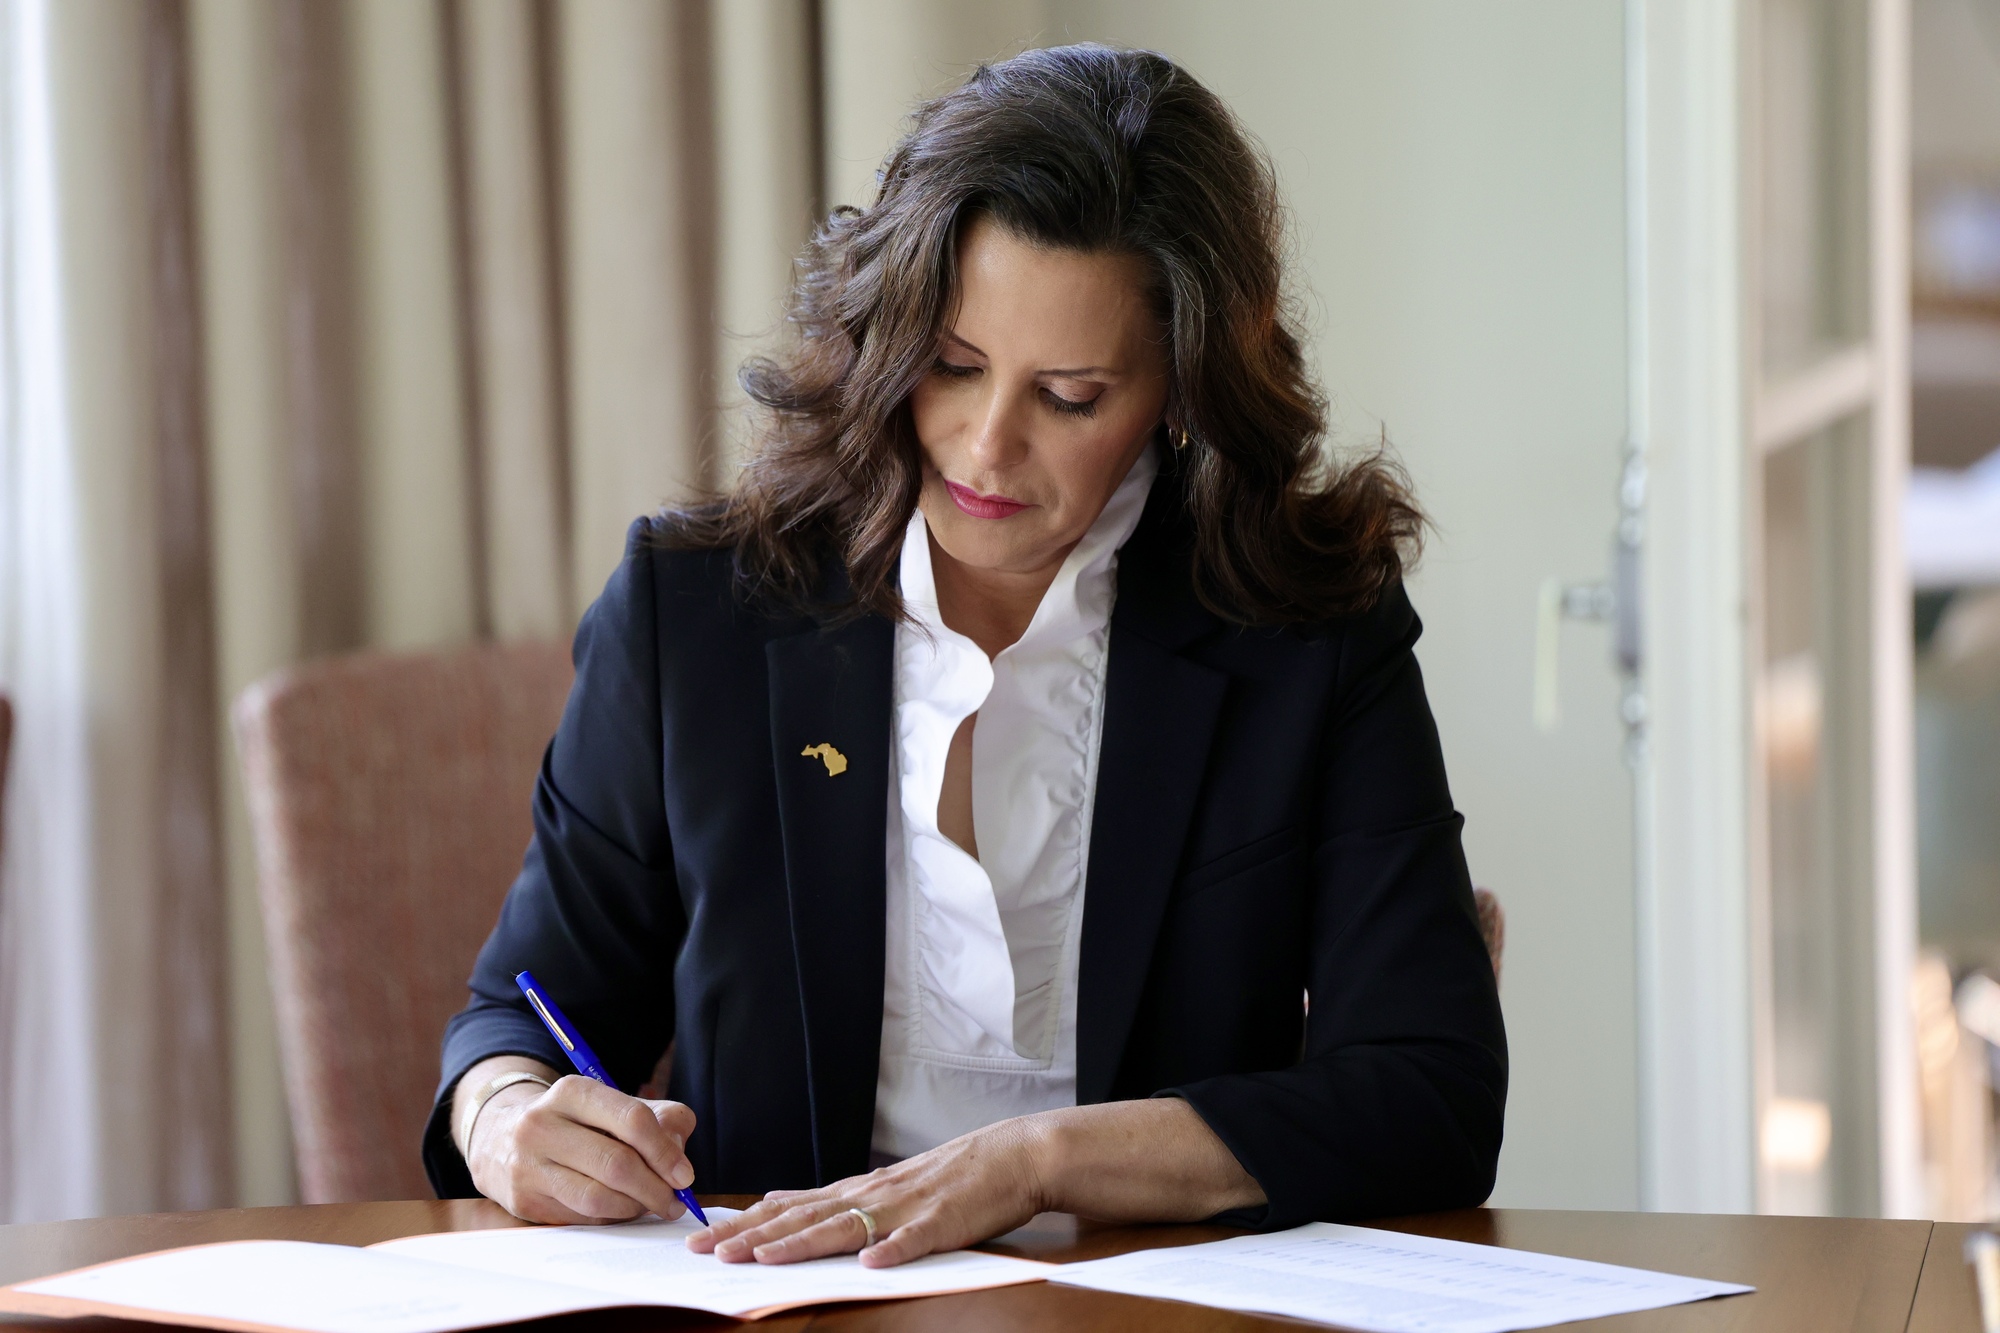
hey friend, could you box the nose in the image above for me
[965,382,1030,472]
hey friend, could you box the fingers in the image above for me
[688,1125,1043,1270]
[508,1161,650,1226]
[717,1196,872,1264]
[494,1079,697,1222]
[857,1214,936,1269]
[687,1195,795,1253]
[746,1208,880,1265]
[549,1078,696,1192]
[550,1119,684,1219]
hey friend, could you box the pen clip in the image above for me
[523,988,576,1053]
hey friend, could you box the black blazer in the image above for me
[425,483,1507,1229]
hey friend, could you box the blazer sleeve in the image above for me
[422,519,688,1197]
[1166,585,1508,1228]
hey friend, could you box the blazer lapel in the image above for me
[767,613,893,1184]
[1076,506,1229,1107]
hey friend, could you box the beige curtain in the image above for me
[0,0,818,1218]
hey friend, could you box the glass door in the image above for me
[1743,0,1919,1217]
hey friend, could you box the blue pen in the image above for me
[515,969,708,1226]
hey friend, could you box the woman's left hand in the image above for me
[685,1116,1050,1268]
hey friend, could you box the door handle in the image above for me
[1534,447,1646,732]
[1536,578,1615,731]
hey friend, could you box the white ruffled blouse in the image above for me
[871,449,1158,1162]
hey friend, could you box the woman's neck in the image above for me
[926,528,1075,660]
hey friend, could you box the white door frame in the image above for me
[1631,0,1758,1214]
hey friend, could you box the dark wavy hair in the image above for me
[676,43,1421,625]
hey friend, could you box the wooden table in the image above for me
[1910,1222,1988,1333]
[0,1197,1970,1332]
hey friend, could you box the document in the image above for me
[374,1218,1048,1313]
[0,1210,1052,1333]
[1048,1222,1754,1333]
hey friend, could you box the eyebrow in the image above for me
[941,331,1114,379]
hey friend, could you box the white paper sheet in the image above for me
[373,1212,1052,1317]
[1048,1222,1753,1333]
[4,1209,1051,1333]
[11,1240,627,1333]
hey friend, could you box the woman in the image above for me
[426,44,1505,1268]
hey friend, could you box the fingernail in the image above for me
[670,1162,694,1189]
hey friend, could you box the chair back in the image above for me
[1473,887,1506,984]
[0,694,11,873]
[235,640,572,1202]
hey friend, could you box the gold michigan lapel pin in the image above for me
[800,742,848,776]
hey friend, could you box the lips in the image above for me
[945,481,1029,520]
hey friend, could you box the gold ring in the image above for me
[846,1206,879,1249]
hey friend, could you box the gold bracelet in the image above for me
[461,1070,552,1155]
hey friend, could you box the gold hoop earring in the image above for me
[1174,424,1191,452]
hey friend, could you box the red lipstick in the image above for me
[945,481,1029,520]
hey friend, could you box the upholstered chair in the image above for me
[235,641,571,1203]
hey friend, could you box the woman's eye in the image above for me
[1040,387,1099,418]
[931,359,981,380]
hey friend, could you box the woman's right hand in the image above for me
[459,1063,698,1225]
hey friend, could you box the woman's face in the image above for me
[910,216,1170,578]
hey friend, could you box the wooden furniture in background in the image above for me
[0,1201,1949,1332]
[234,641,572,1203]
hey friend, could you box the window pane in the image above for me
[1758,0,1873,378]
[1760,412,1877,1215]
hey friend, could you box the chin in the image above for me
[928,511,1059,575]
[933,532,1037,574]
